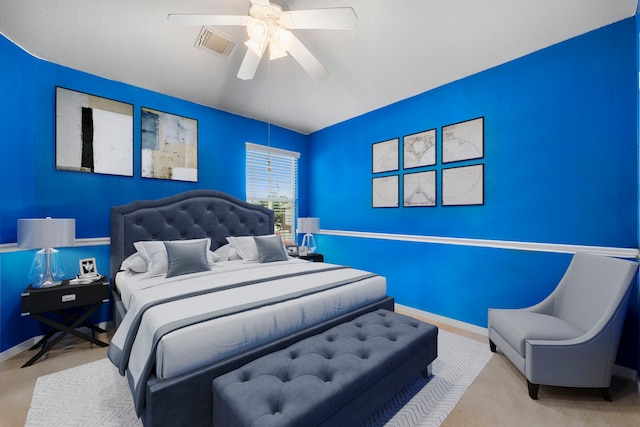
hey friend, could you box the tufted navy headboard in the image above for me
[109,190,274,281]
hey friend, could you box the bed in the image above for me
[107,190,394,426]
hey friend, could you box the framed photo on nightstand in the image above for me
[285,244,299,257]
[79,257,99,278]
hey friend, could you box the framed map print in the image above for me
[372,138,399,173]
[403,129,436,169]
[442,164,484,206]
[403,170,436,207]
[372,175,399,208]
[442,117,484,164]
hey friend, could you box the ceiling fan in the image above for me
[168,0,357,81]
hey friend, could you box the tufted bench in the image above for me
[212,309,438,427]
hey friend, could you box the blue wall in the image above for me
[309,18,639,369]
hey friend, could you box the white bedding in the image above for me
[110,258,387,415]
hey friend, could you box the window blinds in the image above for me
[246,142,299,244]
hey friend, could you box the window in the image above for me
[246,142,299,244]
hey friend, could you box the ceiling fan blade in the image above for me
[280,8,357,30]
[237,48,264,80]
[168,14,249,26]
[287,36,329,81]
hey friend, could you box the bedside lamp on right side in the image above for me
[298,217,319,254]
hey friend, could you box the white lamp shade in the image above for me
[298,217,319,234]
[17,218,75,249]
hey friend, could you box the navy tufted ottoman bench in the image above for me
[212,309,438,427]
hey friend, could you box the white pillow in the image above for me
[213,244,242,262]
[120,252,148,273]
[226,236,260,262]
[134,238,218,276]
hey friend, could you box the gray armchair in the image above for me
[488,252,638,400]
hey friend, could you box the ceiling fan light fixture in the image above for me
[269,42,287,60]
[272,27,294,52]
[169,0,358,81]
[247,18,268,43]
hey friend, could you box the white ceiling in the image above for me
[1,0,637,134]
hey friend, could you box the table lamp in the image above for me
[17,217,75,288]
[298,217,319,254]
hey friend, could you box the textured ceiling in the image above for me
[1,0,637,134]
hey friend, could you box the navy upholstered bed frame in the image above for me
[110,189,274,282]
[109,190,394,426]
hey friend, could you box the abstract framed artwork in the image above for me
[372,138,399,173]
[442,117,484,164]
[372,175,399,208]
[403,129,436,169]
[403,170,436,207]
[55,87,133,176]
[442,164,484,206]
[141,107,198,182]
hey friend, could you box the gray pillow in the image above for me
[164,239,211,278]
[254,235,288,263]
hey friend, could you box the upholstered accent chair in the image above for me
[488,252,638,400]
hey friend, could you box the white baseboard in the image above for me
[0,321,112,364]
[0,336,41,364]
[395,303,639,385]
[395,303,488,336]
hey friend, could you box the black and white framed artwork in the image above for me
[56,87,133,176]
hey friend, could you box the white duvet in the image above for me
[109,258,387,416]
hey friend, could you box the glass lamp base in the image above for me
[300,233,317,254]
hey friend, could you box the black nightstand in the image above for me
[299,253,324,262]
[21,276,110,367]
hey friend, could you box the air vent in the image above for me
[195,27,236,59]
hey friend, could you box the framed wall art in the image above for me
[372,138,399,173]
[442,164,484,206]
[403,170,436,207]
[403,129,436,169]
[56,87,133,176]
[442,117,484,164]
[372,175,399,208]
[141,107,198,182]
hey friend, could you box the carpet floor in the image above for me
[25,330,493,426]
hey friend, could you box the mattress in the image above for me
[109,258,387,415]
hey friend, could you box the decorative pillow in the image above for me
[226,236,260,262]
[208,250,221,264]
[134,241,170,276]
[254,234,288,263]
[120,252,148,273]
[164,239,211,278]
[134,238,214,276]
[213,244,242,262]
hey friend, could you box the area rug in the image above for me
[26,330,492,426]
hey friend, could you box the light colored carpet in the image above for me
[26,330,492,426]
